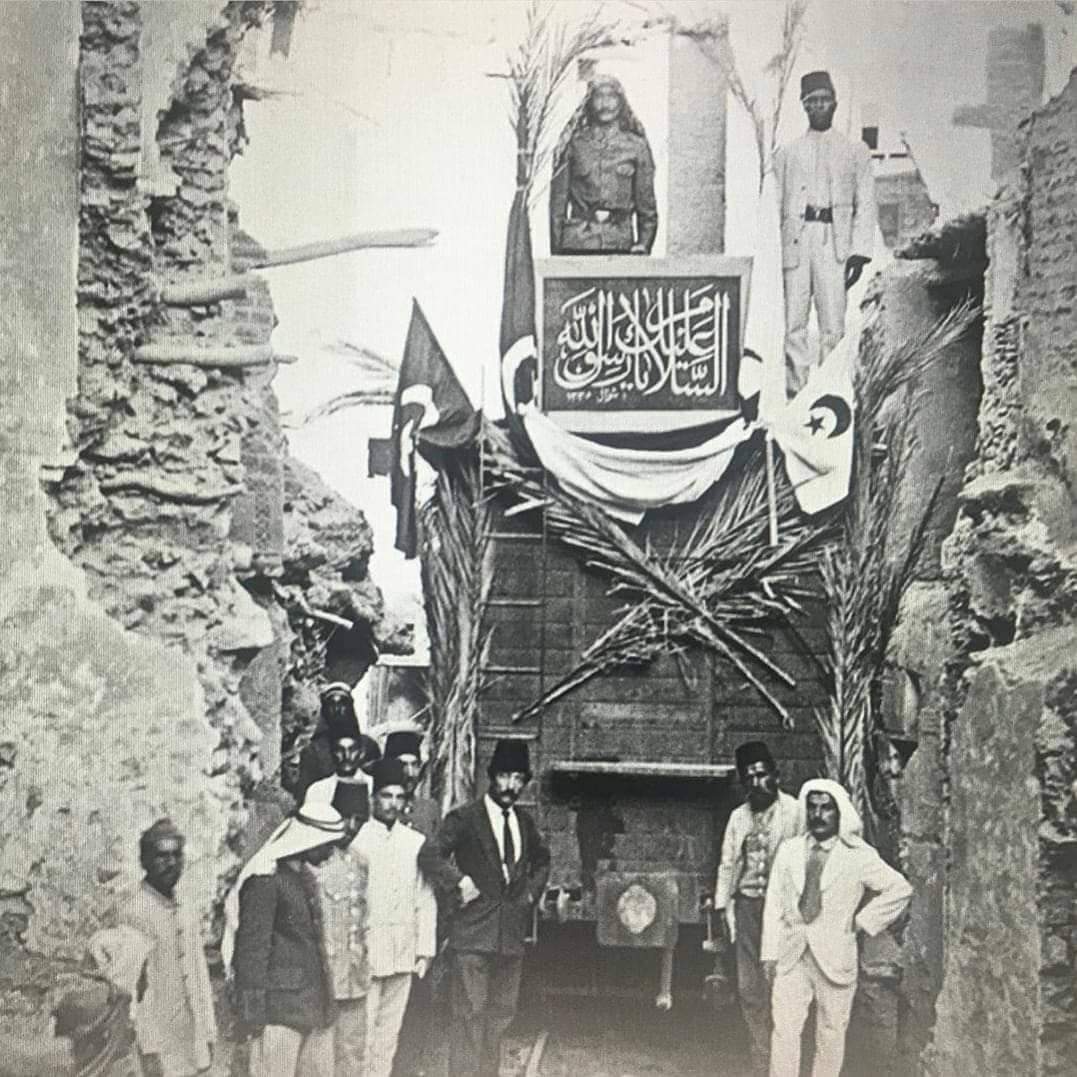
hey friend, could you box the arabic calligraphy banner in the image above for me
[537,256,752,434]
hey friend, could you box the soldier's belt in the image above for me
[803,205,834,223]
[576,208,630,225]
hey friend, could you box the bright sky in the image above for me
[229,0,1075,647]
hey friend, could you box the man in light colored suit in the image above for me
[774,71,876,395]
[761,779,911,1077]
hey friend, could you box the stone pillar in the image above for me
[665,29,726,255]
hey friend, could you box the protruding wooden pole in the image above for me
[133,343,275,367]
[161,275,255,305]
[251,228,438,269]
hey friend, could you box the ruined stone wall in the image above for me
[925,69,1077,1077]
[0,1,398,990]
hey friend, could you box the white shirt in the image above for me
[352,818,436,978]
[484,794,521,881]
[805,128,834,207]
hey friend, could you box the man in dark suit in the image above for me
[231,801,346,1076]
[419,739,551,1077]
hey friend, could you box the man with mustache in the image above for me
[775,70,877,395]
[762,779,911,1077]
[714,742,800,1076]
[419,739,551,1077]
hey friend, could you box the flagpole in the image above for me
[765,431,779,547]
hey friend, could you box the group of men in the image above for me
[93,682,548,1077]
[90,683,904,1077]
[716,740,912,1077]
[551,68,876,396]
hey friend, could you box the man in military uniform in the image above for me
[774,70,876,395]
[549,74,658,255]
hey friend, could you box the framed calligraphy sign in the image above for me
[536,256,752,434]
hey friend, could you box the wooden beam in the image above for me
[133,343,275,368]
[251,228,437,269]
[160,275,255,305]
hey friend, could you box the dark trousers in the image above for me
[449,951,523,1077]
[734,894,770,1077]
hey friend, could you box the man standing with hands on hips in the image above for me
[419,739,551,1077]
[761,779,911,1077]
[774,70,876,396]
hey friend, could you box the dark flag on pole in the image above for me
[390,300,480,558]
[499,188,539,454]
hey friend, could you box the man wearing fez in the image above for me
[384,728,441,839]
[762,779,912,1077]
[352,757,437,1077]
[419,739,551,1077]
[713,743,799,1076]
[549,74,658,255]
[301,682,381,807]
[99,819,217,1077]
[774,70,876,395]
[227,801,346,1076]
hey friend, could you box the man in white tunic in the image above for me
[353,757,437,1077]
[114,819,217,1077]
[774,70,876,395]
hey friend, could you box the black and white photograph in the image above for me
[1,1,1075,1074]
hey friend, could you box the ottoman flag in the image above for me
[391,299,480,557]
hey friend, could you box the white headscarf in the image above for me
[221,800,345,974]
[797,778,865,846]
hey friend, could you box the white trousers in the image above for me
[769,948,856,1077]
[364,972,413,1077]
[249,1024,334,1077]
[782,222,847,395]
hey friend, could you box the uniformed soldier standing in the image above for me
[549,74,658,255]
[774,70,876,395]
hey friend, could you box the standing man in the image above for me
[353,757,437,1077]
[774,70,876,395]
[297,682,381,801]
[384,729,441,839]
[762,779,912,1077]
[383,728,442,1077]
[713,743,800,1076]
[419,739,551,1077]
[304,684,380,819]
[229,801,346,1077]
[105,819,217,1077]
[549,74,658,255]
[314,781,371,1075]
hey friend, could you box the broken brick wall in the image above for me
[923,68,1077,1077]
[0,0,400,1010]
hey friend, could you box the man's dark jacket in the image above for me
[232,867,333,1032]
[418,798,551,956]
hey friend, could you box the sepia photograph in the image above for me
[1,1,1075,1074]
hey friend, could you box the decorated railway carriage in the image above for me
[419,253,832,1001]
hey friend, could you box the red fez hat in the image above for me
[488,738,531,776]
[385,730,424,759]
[800,70,835,99]
[371,757,408,793]
[734,740,775,775]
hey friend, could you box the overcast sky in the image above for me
[229,0,1076,637]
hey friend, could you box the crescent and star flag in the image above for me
[499,187,539,452]
[391,300,479,557]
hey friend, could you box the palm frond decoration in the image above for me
[420,455,493,814]
[484,421,836,727]
[815,297,979,831]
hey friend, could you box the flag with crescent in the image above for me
[499,187,539,456]
[391,300,479,557]
[768,329,856,514]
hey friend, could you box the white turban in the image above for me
[797,778,864,846]
[221,800,345,974]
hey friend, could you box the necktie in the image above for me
[502,810,515,879]
[799,843,826,924]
